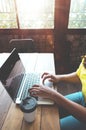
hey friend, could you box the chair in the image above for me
[9,39,35,53]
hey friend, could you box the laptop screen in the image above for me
[0,48,25,101]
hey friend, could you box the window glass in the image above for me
[68,0,86,29]
[16,0,55,29]
[0,0,55,29]
[0,0,18,29]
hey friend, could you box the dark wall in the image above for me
[0,33,54,53]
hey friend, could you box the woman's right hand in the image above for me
[41,72,61,84]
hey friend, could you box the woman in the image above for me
[29,56,86,130]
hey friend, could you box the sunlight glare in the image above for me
[16,0,44,13]
[16,0,54,29]
[16,0,46,21]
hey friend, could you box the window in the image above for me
[68,0,86,29]
[0,0,55,29]
[0,0,17,28]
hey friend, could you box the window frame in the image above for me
[0,0,86,35]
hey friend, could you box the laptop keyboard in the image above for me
[17,73,41,100]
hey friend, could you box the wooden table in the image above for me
[0,53,60,130]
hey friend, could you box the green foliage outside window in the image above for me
[68,0,86,28]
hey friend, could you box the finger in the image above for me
[29,85,39,91]
[29,88,39,97]
[48,78,54,82]
[41,72,49,78]
[32,84,39,88]
[30,90,39,96]
[42,75,52,84]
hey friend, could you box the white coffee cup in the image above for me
[20,97,37,123]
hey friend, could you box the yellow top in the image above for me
[76,59,86,102]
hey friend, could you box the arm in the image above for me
[29,85,86,123]
[53,91,86,123]
[42,72,81,84]
[57,72,81,84]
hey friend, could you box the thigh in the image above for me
[59,91,85,118]
[65,91,85,105]
[60,116,86,130]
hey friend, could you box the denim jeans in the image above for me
[59,92,86,130]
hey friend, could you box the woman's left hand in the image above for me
[29,84,57,100]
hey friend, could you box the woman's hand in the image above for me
[41,72,61,84]
[29,84,57,100]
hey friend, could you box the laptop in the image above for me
[0,48,55,105]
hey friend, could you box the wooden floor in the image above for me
[0,83,12,130]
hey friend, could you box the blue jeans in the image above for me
[59,91,86,130]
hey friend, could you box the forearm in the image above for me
[53,92,86,123]
[57,72,81,84]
